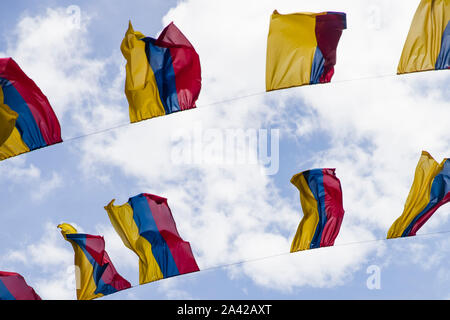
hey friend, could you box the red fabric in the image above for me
[0,271,41,300]
[409,193,450,236]
[156,22,194,48]
[84,235,105,266]
[144,194,199,274]
[156,23,201,111]
[320,168,345,247]
[0,58,62,145]
[84,235,131,291]
[315,14,346,83]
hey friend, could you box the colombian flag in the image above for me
[397,0,450,74]
[266,10,347,91]
[58,223,131,300]
[121,21,201,123]
[387,151,450,238]
[290,168,345,252]
[0,271,41,300]
[0,58,62,161]
[105,193,199,285]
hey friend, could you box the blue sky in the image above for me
[0,0,449,300]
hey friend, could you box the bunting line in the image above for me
[101,228,450,297]
[2,70,443,152]
[61,73,401,144]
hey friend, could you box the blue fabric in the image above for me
[142,38,181,114]
[402,160,450,236]
[304,169,328,248]
[66,234,118,296]
[129,194,180,278]
[435,22,450,70]
[310,47,325,84]
[0,77,46,150]
[326,12,347,29]
[0,279,16,300]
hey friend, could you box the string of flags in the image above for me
[0,0,449,300]
[1,150,449,300]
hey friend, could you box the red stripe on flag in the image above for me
[320,169,345,247]
[0,58,62,145]
[144,194,199,275]
[156,23,201,111]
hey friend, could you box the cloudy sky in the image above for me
[0,0,449,300]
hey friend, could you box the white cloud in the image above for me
[1,222,75,300]
[0,6,125,139]
[156,277,194,299]
[34,266,76,300]
[4,222,72,267]
[31,172,63,202]
[0,158,63,203]
[0,157,40,181]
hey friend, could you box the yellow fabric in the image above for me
[290,172,320,252]
[58,223,103,300]
[0,127,30,161]
[0,88,18,147]
[397,0,450,74]
[121,21,166,123]
[266,10,318,91]
[387,151,446,238]
[58,223,78,239]
[104,199,164,284]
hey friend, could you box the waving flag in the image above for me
[121,21,201,123]
[398,0,450,74]
[0,58,62,161]
[387,151,450,238]
[290,168,345,252]
[266,10,346,91]
[105,193,199,285]
[0,271,41,300]
[58,223,131,300]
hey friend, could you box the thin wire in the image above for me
[200,228,450,272]
[115,228,450,294]
[62,73,397,143]
[63,122,131,142]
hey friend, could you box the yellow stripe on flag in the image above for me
[105,199,164,284]
[387,151,446,238]
[58,223,103,300]
[0,127,30,161]
[290,172,320,252]
[266,10,318,91]
[121,21,166,123]
[397,0,450,74]
[0,87,18,147]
